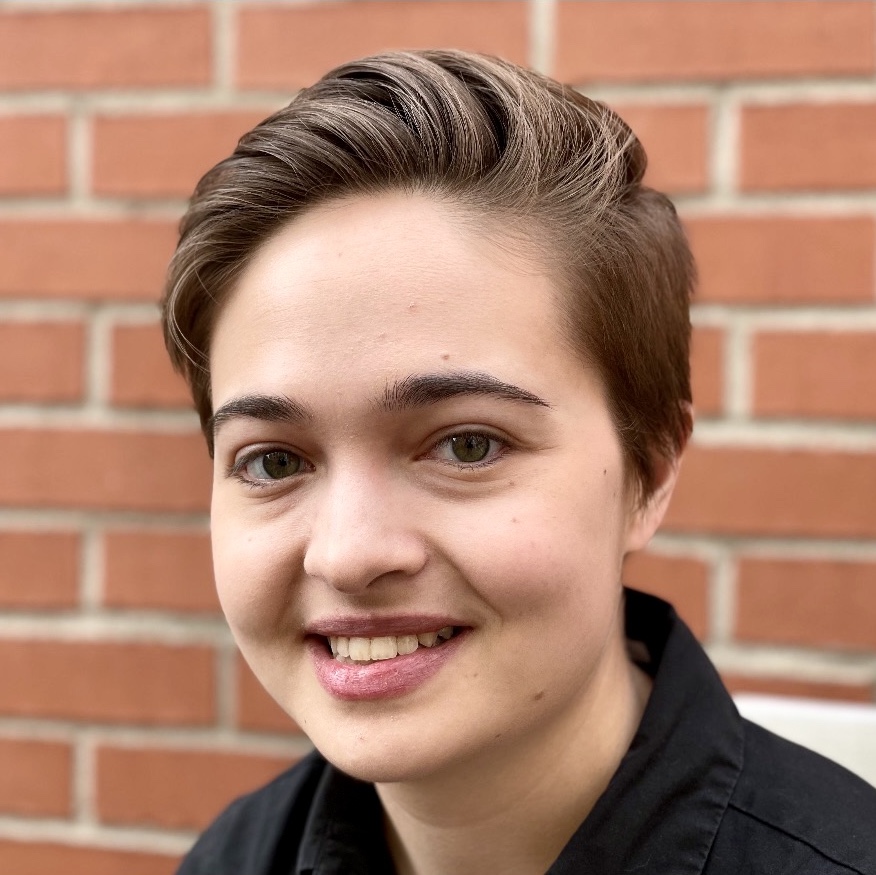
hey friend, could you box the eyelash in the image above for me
[430,431,508,469]
[227,448,312,490]
[227,429,510,488]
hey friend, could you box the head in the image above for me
[163,49,693,507]
[161,50,694,784]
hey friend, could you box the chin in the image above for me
[311,724,474,785]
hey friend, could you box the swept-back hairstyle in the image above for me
[163,49,694,501]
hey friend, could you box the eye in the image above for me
[233,449,307,483]
[433,432,505,466]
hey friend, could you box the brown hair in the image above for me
[162,49,694,501]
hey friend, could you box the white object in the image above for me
[734,693,876,788]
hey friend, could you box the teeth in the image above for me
[348,637,372,661]
[397,635,418,655]
[329,628,456,662]
[370,636,398,661]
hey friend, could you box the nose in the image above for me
[302,466,427,593]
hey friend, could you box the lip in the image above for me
[307,627,468,702]
[306,613,465,638]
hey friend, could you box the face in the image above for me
[209,193,668,784]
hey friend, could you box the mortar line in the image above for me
[216,635,237,732]
[0,717,310,756]
[690,420,876,449]
[0,613,230,644]
[72,730,95,825]
[0,406,200,429]
[649,533,876,560]
[3,77,876,112]
[68,102,90,205]
[212,0,235,95]
[709,550,737,645]
[710,87,739,199]
[84,304,110,409]
[725,319,752,419]
[79,524,104,613]
[705,644,876,680]
[0,816,195,855]
[690,307,876,331]
[529,0,557,75]
[0,509,210,528]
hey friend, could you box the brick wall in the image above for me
[1,1,874,869]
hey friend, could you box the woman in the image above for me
[163,50,876,875]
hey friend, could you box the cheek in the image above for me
[210,506,301,639]
[440,475,627,623]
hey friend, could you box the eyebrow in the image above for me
[209,394,311,440]
[209,371,551,442]
[381,371,551,411]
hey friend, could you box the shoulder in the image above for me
[176,749,327,875]
[707,720,876,875]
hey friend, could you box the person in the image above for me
[162,50,876,875]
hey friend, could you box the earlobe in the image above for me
[624,452,683,554]
[625,401,692,553]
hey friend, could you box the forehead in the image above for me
[209,193,585,406]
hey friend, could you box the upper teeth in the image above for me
[329,627,455,663]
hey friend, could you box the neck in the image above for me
[376,620,652,875]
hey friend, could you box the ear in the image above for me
[624,402,692,553]
[623,451,682,554]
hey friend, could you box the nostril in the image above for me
[302,507,428,593]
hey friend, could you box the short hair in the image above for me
[162,49,694,502]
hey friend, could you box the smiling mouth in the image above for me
[327,627,458,664]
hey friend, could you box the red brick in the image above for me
[104,530,219,614]
[236,654,300,734]
[691,327,723,416]
[237,1,527,89]
[612,104,709,195]
[0,531,79,610]
[0,429,210,513]
[0,738,71,817]
[0,640,214,725]
[0,321,84,402]
[0,840,177,875]
[685,216,875,304]
[723,673,874,704]
[736,558,876,651]
[0,8,210,90]
[742,103,876,191]
[93,111,272,199]
[623,552,710,639]
[0,115,65,195]
[754,331,876,421]
[97,745,293,830]
[556,1,873,83]
[111,323,193,409]
[666,447,876,538]
[0,219,177,302]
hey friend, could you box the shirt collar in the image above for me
[296,589,744,875]
[295,761,394,875]
[547,589,744,873]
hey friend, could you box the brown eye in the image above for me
[449,433,492,463]
[245,450,303,480]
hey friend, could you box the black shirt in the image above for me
[177,590,876,874]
